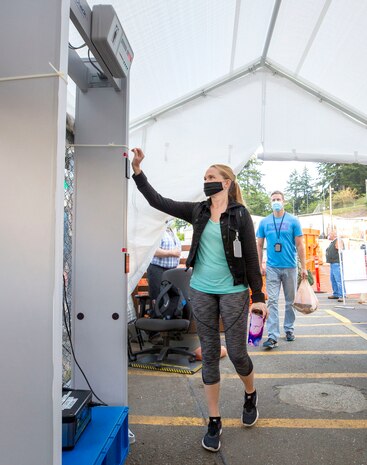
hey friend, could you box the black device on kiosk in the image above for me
[62,389,92,450]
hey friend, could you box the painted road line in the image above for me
[249,350,367,356]
[129,415,367,429]
[297,322,367,327]
[220,334,358,339]
[220,332,359,340]
[326,310,351,324]
[294,315,334,318]
[128,370,367,379]
[344,325,367,341]
[129,350,367,364]
[223,372,367,379]
[287,334,358,338]
[326,309,367,342]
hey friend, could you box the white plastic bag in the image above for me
[294,280,319,314]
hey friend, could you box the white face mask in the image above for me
[271,201,283,212]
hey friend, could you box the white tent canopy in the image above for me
[68,0,367,293]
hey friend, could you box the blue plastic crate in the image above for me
[63,406,129,465]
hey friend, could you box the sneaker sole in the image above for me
[241,393,259,427]
[263,343,278,349]
[201,428,222,452]
[201,439,221,452]
[241,409,259,427]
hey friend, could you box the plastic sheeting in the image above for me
[128,73,262,292]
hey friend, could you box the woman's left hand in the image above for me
[250,302,269,320]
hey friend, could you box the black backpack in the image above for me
[151,280,187,320]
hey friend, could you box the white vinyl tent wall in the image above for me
[67,0,367,297]
[128,66,367,294]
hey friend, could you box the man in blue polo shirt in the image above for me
[256,191,307,349]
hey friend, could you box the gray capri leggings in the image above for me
[190,288,253,385]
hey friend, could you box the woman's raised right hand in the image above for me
[131,147,145,175]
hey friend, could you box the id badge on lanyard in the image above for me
[233,231,242,258]
[273,213,285,253]
[274,243,282,252]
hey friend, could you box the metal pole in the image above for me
[329,185,333,231]
[265,61,367,129]
[130,59,261,131]
[260,0,282,65]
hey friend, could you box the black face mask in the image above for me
[204,181,223,197]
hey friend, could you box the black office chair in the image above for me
[130,268,196,364]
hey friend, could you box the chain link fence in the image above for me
[63,131,74,384]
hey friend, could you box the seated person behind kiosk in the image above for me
[147,222,181,343]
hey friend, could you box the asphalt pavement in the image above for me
[126,293,367,465]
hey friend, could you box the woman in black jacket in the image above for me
[131,148,268,453]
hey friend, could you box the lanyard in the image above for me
[272,213,286,241]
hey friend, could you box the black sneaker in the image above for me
[285,331,295,342]
[242,391,258,427]
[263,338,278,349]
[202,419,222,452]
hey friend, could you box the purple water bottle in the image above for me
[248,309,265,347]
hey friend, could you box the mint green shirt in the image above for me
[190,219,247,294]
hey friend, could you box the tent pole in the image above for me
[131,51,367,133]
[229,0,242,73]
[260,0,282,65]
[294,0,332,75]
[265,61,367,128]
[130,60,261,131]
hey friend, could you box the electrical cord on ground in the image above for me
[63,274,108,406]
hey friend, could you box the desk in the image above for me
[63,406,129,465]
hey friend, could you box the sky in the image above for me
[260,160,319,194]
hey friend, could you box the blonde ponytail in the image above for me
[210,164,245,206]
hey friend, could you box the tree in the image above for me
[299,166,315,213]
[174,218,189,232]
[237,157,270,216]
[332,187,358,208]
[337,164,367,195]
[285,169,302,214]
[317,162,367,196]
[317,163,340,193]
[285,166,318,214]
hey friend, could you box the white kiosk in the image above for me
[0,1,132,464]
